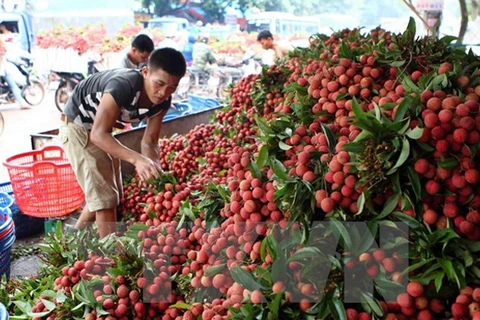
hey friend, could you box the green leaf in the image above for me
[407,166,422,200]
[373,102,382,121]
[55,290,68,304]
[71,301,86,312]
[257,145,269,169]
[329,297,346,320]
[335,92,349,101]
[254,114,274,135]
[269,293,283,319]
[356,192,366,215]
[170,302,192,310]
[351,97,367,121]
[342,142,365,153]
[279,141,293,150]
[147,210,156,219]
[378,193,400,219]
[387,138,410,174]
[406,127,424,140]
[330,220,353,251]
[321,123,336,152]
[440,35,458,45]
[406,16,416,38]
[204,264,226,277]
[390,60,405,67]
[402,77,420,93]
[271,159,289,181]
[361,292,384,317]
[435,272,444,292]
[230,267,261,291]
[393,96,411,123]
[217,185,230,201]
[405,258,436,274]
[438,157,459,169]
[466,241,480,252]
[249,161,263,180]
[395,212,423,230]
[287,247,323,263]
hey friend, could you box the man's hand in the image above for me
[135,155,162,182]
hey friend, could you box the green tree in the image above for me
[200,0,261,22]
[140,0,188,17]
[200,0,234,23]
[237,0,264,17]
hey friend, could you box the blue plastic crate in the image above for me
[0,210,14,280]
[0,182,44,238]
[188,94,220,112]
[0,193,12,211]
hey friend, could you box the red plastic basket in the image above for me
[3,145,85,218]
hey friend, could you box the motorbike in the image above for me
[178,59,254,100]
[52,60,101,113]
[0,52,45,107]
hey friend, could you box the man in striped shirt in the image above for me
[60,48,186,238]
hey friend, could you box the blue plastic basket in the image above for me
[0,193,13,211]
[0,182,44,238]
[0,302,7,320]
[0,210,15,280]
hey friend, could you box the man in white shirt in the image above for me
[118,34,154,69]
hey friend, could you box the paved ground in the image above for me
[1,86,61,278]
[0,87,60,183]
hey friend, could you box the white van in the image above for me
[245,11,320,38]
[147,17,189,34]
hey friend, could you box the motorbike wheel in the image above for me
[0,112,4,137]
[22,79,45,106]
[55,82,71,113]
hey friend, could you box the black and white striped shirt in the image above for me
[64,69,171,130]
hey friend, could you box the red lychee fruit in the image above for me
[465,169,480,184]
[426,180,441,195]
[414,159,430,175]
[407,281,424,298]
[451,302,469,319]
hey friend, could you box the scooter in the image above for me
[181,63,246,99]
[52,60,101,113]
[0,52,45,107]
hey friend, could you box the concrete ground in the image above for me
[1,87,71,279]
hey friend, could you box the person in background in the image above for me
[60,48,186,238]
[257,30,293,62]
[0,23,12,35]
[0,37,30,109]
[119,34,154,69]
[157,34,180,51]
[192,33,217,74]
[182,35,196,66]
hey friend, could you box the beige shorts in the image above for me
[59,121,123,212]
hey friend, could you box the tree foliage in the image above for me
[140,0,188,17]
[200,0,234,23]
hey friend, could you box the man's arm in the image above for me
[141,108,168,166]
[90,93,160,181]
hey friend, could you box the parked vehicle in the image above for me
[179,56,261,100]
[0,11,35,53]
[52,60,101,113]
[147,17,189,41]
[0,51,45,106]
[245,11,320,38]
